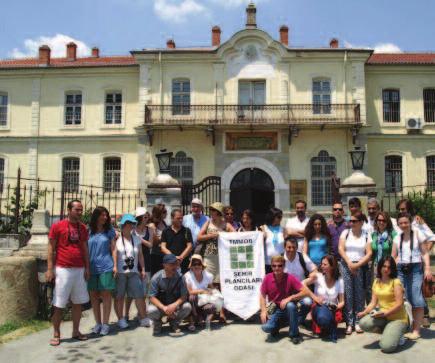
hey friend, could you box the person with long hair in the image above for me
[224,205,241,230]
[338,211,372,334]
[392,212,431,340]
[148,203,168,276]
[238,209,257,231]
[261,207,285,274]
[87,206,117,336]
[358,256,408,352]
[303,214,332,266]
[306,255,344,343]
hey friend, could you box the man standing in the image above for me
[148,254,192,336]
[161,209,193,274]
[260,255,311,344]
[327,202,348,259]
[46,200,90,346]
[367,198,381,234]
[285,200,309,252]
[182,198,208,253]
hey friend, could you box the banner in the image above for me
[218,231,265,320]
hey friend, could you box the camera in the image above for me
[326,302,337,310]
[401,264,411,275]
[123,256,135,270]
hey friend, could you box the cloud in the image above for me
[344,41,402,53]
[9,34,91,59]
[153,0,208,23]
[209,0,268,7]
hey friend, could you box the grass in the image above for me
[0,319,50,344]
[428,298,435,310]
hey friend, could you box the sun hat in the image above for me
[119,213,137,227]
[209,202,224,215]
[188,254,207,269]
[135,207,147,218]
[191,198,203,206]
[162,254,178,264]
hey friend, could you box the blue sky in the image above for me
[2,0,435,59]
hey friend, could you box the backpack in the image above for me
[298,252,309,278]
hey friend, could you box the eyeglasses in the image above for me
[191,262,202,267]
[376,218,386,223]
[349,219,361,224]
[333,208,343,211]
[271,264,283,268]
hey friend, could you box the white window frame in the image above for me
[312,78,331,115]
[0,156,5,194]
[62,157,81,194]
[384,155,403,193]
[103,157,122,193]
[170,151,194,185]
[426,155,435,191]
[172,79,191,115]
[0,92,10,130]
[64,91,82,126]
[104,91,123,125]
[311,150,336,206]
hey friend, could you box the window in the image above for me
[238,81,265,105]
[0,158,4,193]
[105,92,122,124]
[427,156,435,190]
[385,155,402,193]
[0,93,8,126]
[103,157,121,193]
[64,92,82,125]
[383,89,400,122]
[62,157,80,193]
[423,88,435,123]
[311,150,336,206]
[312,79,331,114]
[170,151,193,185]
[172,80,190,115]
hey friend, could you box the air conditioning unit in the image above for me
[406,118,423,130]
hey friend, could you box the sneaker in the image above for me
[398,336,406,346]
[140,317,152,328]
[153,321,162,336]
[100,324,110,336]
[169,321,182,337]
[92,324,102,335]
[117,318,129,329]
[291,335,303,345]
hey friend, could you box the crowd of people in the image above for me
[45,196,434,353]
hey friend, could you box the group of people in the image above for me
[45,196,433,353]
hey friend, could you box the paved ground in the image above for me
[0,309,433,363]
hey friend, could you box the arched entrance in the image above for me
[230,168,274,226]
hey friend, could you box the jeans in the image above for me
[148,302,192,323]
[261,302,299,337]
[297,297,312,324]
[397,263,425,308]
[339,260,365,326]
[312,305,338,341]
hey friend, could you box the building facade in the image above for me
[0,4,434,221]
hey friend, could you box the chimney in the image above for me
[246,2,257,29]
[166,39,176,49]
[330,38,339,48]
[91,47,100,58]
[66,42,77,61]
[279,25,289,46]
[38,45,51,66]
[212,26,221,47]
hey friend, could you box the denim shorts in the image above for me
[397,263,425,308]
[115,272,144,299]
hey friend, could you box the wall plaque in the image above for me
[290,180,307,208]
[225,132,278,151]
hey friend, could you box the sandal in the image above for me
[188,323,196,332]
[345,325,353,335]
[49,336,61,346]
[72,333,88,341]
[355,324,363,334]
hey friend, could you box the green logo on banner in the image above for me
[230,245,254,269]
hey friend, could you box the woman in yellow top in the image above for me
[357,256,408,353]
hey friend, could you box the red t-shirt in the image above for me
[48,219,89,268]
[260,272,302,305]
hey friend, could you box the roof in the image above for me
[367,53,435,65]
[0,56,137,69]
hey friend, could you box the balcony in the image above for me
[144,104,361,128]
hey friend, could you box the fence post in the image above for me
[14,168,21,234]
[60,176,66,220]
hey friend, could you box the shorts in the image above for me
[115,272,144,299]
[204,254,220,284]
[398,263,425,308]
[142,272,151,296]
[52,267,89,308]
[88,271,116,291]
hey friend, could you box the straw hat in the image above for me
[188,254,207,269]
[209,202,224,215]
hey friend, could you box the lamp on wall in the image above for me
[155,149,173,174]
[349,146,365,171]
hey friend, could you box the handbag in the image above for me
[266,302,277,316]
[198,289,224,312]
[422,278,433,298]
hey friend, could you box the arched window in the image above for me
[312,79,331,114]
[385,155,402,192]
[0,158,4,193]
[170,151,193,185]
[311,150,336,206]
[172,79,190,115]
[62,157,80,193]
[426,155,435,190]
[104,157,121,192]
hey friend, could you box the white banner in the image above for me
[218,231,265,320]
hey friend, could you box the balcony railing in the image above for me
[145,104,361,127]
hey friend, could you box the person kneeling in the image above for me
[148,254,192,336]
[357,256,408,353]
[259,255,311,344]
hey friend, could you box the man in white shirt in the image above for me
[367,198,381,235]
[285,200,309,252]
[182,198,209,252]
[284,237,317,326]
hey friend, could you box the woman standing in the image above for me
[148,204,167,276]
[392,212,431,340]
[261,208,285,274]
[224,205,241,230]
[358,256,408,353]
[87,207,117,336]
[237,209,257,232]
[338,211,372,334]
[303,214,332,266]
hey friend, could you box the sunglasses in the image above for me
[376,218,386,223]
[349,219,361,224]
[191,262,202,267]
[271,264,283,268]
[333,208,343,211]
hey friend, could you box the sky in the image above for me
[1,0,435,59]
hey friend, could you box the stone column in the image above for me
[18,209,50,259]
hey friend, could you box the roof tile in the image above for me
[367,53,435,65]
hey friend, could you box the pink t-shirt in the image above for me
[260,272,302,305]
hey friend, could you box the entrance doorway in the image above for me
[230,168,274,226]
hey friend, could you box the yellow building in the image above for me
[0,4,434,221]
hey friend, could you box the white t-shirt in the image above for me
[340,229,371,262]
[184,270,213,290]
[284,252,316,282]
[285,216,309,252]
[393,227,427,264]
[116,234,141,273]
[314,273,344,305]
[264,225,285,265]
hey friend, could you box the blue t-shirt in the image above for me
[88,227,116,274]
[308,236,328,265]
